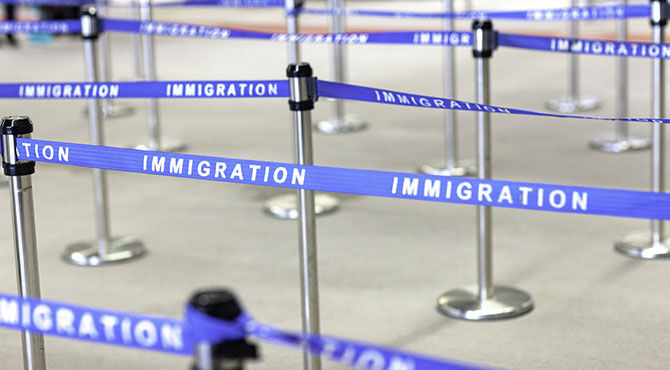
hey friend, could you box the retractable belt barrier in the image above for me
[0,0,651,20]
[9,136,670,220]
[4,17,670,61]
[0,291,480,369]
[2,79,669,124]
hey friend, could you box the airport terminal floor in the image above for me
[1,0,670,369]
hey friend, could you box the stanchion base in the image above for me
[263,193,339,220]
[614,232,670,259]
[314,114,368,134]
[436,285,533,321]
[545,96,600,113]
[588,135,651,153]
[134,137,187,152]
[419,162,476,177]
[63,236,146,266]
[84,102,136,120]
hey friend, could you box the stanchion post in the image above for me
[128,1,144,80]
[90,1,136,119]
[62,7,146,266]
[546,0,600,113]
[314,0,368,134]
[135,0,186,152]
[419,0,475,177]
[436,20,533,321]
[288,63,322,370]
[589,0,650,152]
[263,1,339,219]
[1,116,47,370]
[190,289,258,370]
[615,0,670,258]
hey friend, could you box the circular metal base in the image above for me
[614,232,670,259]
[134,137,187,153]
[588,135,651,153]
[545,95,600,113]
[263,193,339,220]
[63,236,146,266]
[314,114,368,134]
[84,102,136,120]
[419,162,476,177]
[436,286,534,321]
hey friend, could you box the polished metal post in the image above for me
[263,0,339,219]
[1,116,46,370]
[419,0,475,177]
[314,0,367,134]
[615,0,670,258]
[546,0,600,113]
[134,0,186,152]
[288,63,322,370]
[589,0,650,152]
[190,289,258,370]
[437,20,533,321]
[63,8,146,266]
[92,2,135,119]
[128,1,144,80]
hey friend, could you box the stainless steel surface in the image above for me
[194,343,213,370]
[94,4,135,120]
[285,0,300,64]
[589,0,650,153]
[314,0,367,134]
[436,286,534,320]
[136,0,186,152]
[476,55,492,302]
[128,2,144,80]
[546,0,600,113]
[289,72,322,370]
[418,0,474,177]
[615,7,670,258]
[263,193,339,219]
[63,236,146,266]
[3,127,46,370]
[437,23,533,321]
[67,13,146,266]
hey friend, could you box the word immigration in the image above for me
[165,81,279,97]
[0,295,187,354]
[18,83,119,99]
[391,176,589,212]
[550,38,670,58]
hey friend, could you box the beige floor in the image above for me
[0,1,669,369]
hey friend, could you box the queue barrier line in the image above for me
[0,0,651,20]
[12,137,670,220]
[0,291,481,369]
[300,4,651,22]
[5,17,670,62]
[2,79,670,125]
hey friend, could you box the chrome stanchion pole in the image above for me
[419,0,475,177]
[128,1,144,80]
[288,63,322,370]
[314,0,367,134]
[546,0,600,113]
[437,20,533,321]
[134,0,186,152]
[263,0,339,219]
[615,0,670,258]
[63,8,146,266]
[190,289,258,370]
[93,2,135,119]
[590,0,650,152]
[1,116,46,370]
